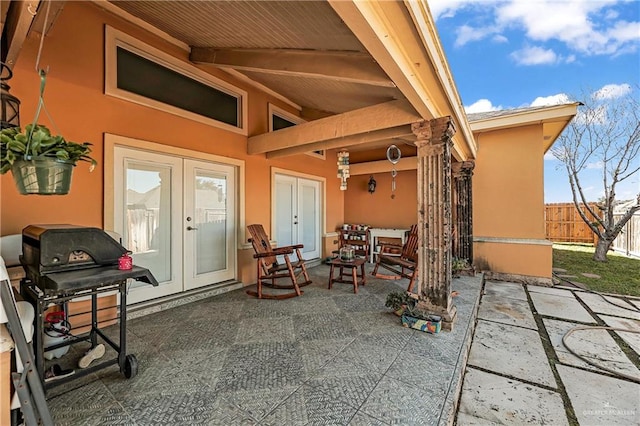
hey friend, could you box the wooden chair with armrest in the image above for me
[372,224,419,292]
[246,224,312,299]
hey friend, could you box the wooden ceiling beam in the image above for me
[2,0,41,67]
[190,47,395,88]
[248,99,420,155]
[266,125,413,159]
[30,0,65,36]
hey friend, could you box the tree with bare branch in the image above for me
[551,86,640,262]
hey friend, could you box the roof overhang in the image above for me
[469,103,580,153]
[329,0,476,161]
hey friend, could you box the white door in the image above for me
[114,147,236,304]
[184,159,235,289]
[274,174,321,260]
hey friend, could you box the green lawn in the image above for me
[552,243,640,297]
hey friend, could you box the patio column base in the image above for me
[416,299,457,332]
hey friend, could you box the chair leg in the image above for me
[285,260,302,296]
[407,268,417,293]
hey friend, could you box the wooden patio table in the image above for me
[328,258,366,294]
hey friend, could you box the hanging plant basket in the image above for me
[11,157,75,195]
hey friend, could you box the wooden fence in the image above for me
[545,203,600,244]
[612,212,640,258]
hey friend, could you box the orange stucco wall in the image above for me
[472,125,552,278]
[344,171,417,228]
[0,2,344,282]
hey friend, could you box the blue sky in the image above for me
[428,0,640,202]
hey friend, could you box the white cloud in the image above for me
[586,161,604,169]
[492,34,509,43]
[511,46,558,65]
[427,0,487,20]
[464,99,501,113]
[544,152,557,161]
[455,25,496,47]
[592,83,632,99]
[434,0,640,59]
[530,93,571,107]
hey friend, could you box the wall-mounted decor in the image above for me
[337,150,350,190]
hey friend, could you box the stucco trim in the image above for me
[473,237,553,246]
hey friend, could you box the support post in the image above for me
[452,161,475,264]
[413,117,457,331]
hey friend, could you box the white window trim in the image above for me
[105,26,248,136]
[268,103,326,160]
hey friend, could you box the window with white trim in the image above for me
[105,26,247,135]
[268,104,325,159]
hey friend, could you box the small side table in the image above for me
[328,258,366,294]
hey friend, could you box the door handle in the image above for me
[187,226,198,231]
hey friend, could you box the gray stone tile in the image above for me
[543,319,640,380]
[214,341,304,392]
[477,294,538,330]
[468,320,557,388]
[233,316,296,344]
[359,376,443,425]
[527,286,576,298]
[557,364,640,426]
[458,368,568,425]
[306,356,383,409]
[215,387,299,422]
[600,315,640,354]
[348,411,387,425]
[122,389,223,425]
[386,350,455,393]
[261,384,358,426]
[335,334,403,373]
[575,292,640,321]
[483,281,527,301]
[530,291,595,323]
[293,312,358,341]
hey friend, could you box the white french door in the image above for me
[114,147,236,304]
[274,174,321,261]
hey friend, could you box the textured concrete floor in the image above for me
[44,264,483,425]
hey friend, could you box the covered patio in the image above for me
[45,267,483,425]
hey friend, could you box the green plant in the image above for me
[452,257,470,276]
[384,291,412,311]
[0,124,96,174]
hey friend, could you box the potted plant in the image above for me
[0,124,96,195]
[386,291,441,333]
[385,291,412,316]
[452,257,474,277]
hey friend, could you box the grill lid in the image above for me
[21,225,127,273]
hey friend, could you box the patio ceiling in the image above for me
[4,0,477,164]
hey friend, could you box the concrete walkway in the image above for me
[457,281,640,425]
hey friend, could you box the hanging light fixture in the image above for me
[0,62,21,129]
[368,175,377,194]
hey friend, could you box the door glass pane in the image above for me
[195,171,227,274]
[300,184,317,252]
[125,162,172,283]
[275,181,295,247]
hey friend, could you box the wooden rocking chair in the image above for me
[246,224,312,299]
[372,224,419,292]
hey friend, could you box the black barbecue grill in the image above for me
[19,224,158,390]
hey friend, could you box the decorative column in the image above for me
[413,117,457,331]
[452,161,475,263]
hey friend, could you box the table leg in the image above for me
[352,266,358,294]
[360,263,366,286]
[328,263,335,289]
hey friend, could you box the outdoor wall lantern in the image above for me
[0,62,21,129]
[368,175,377,194]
